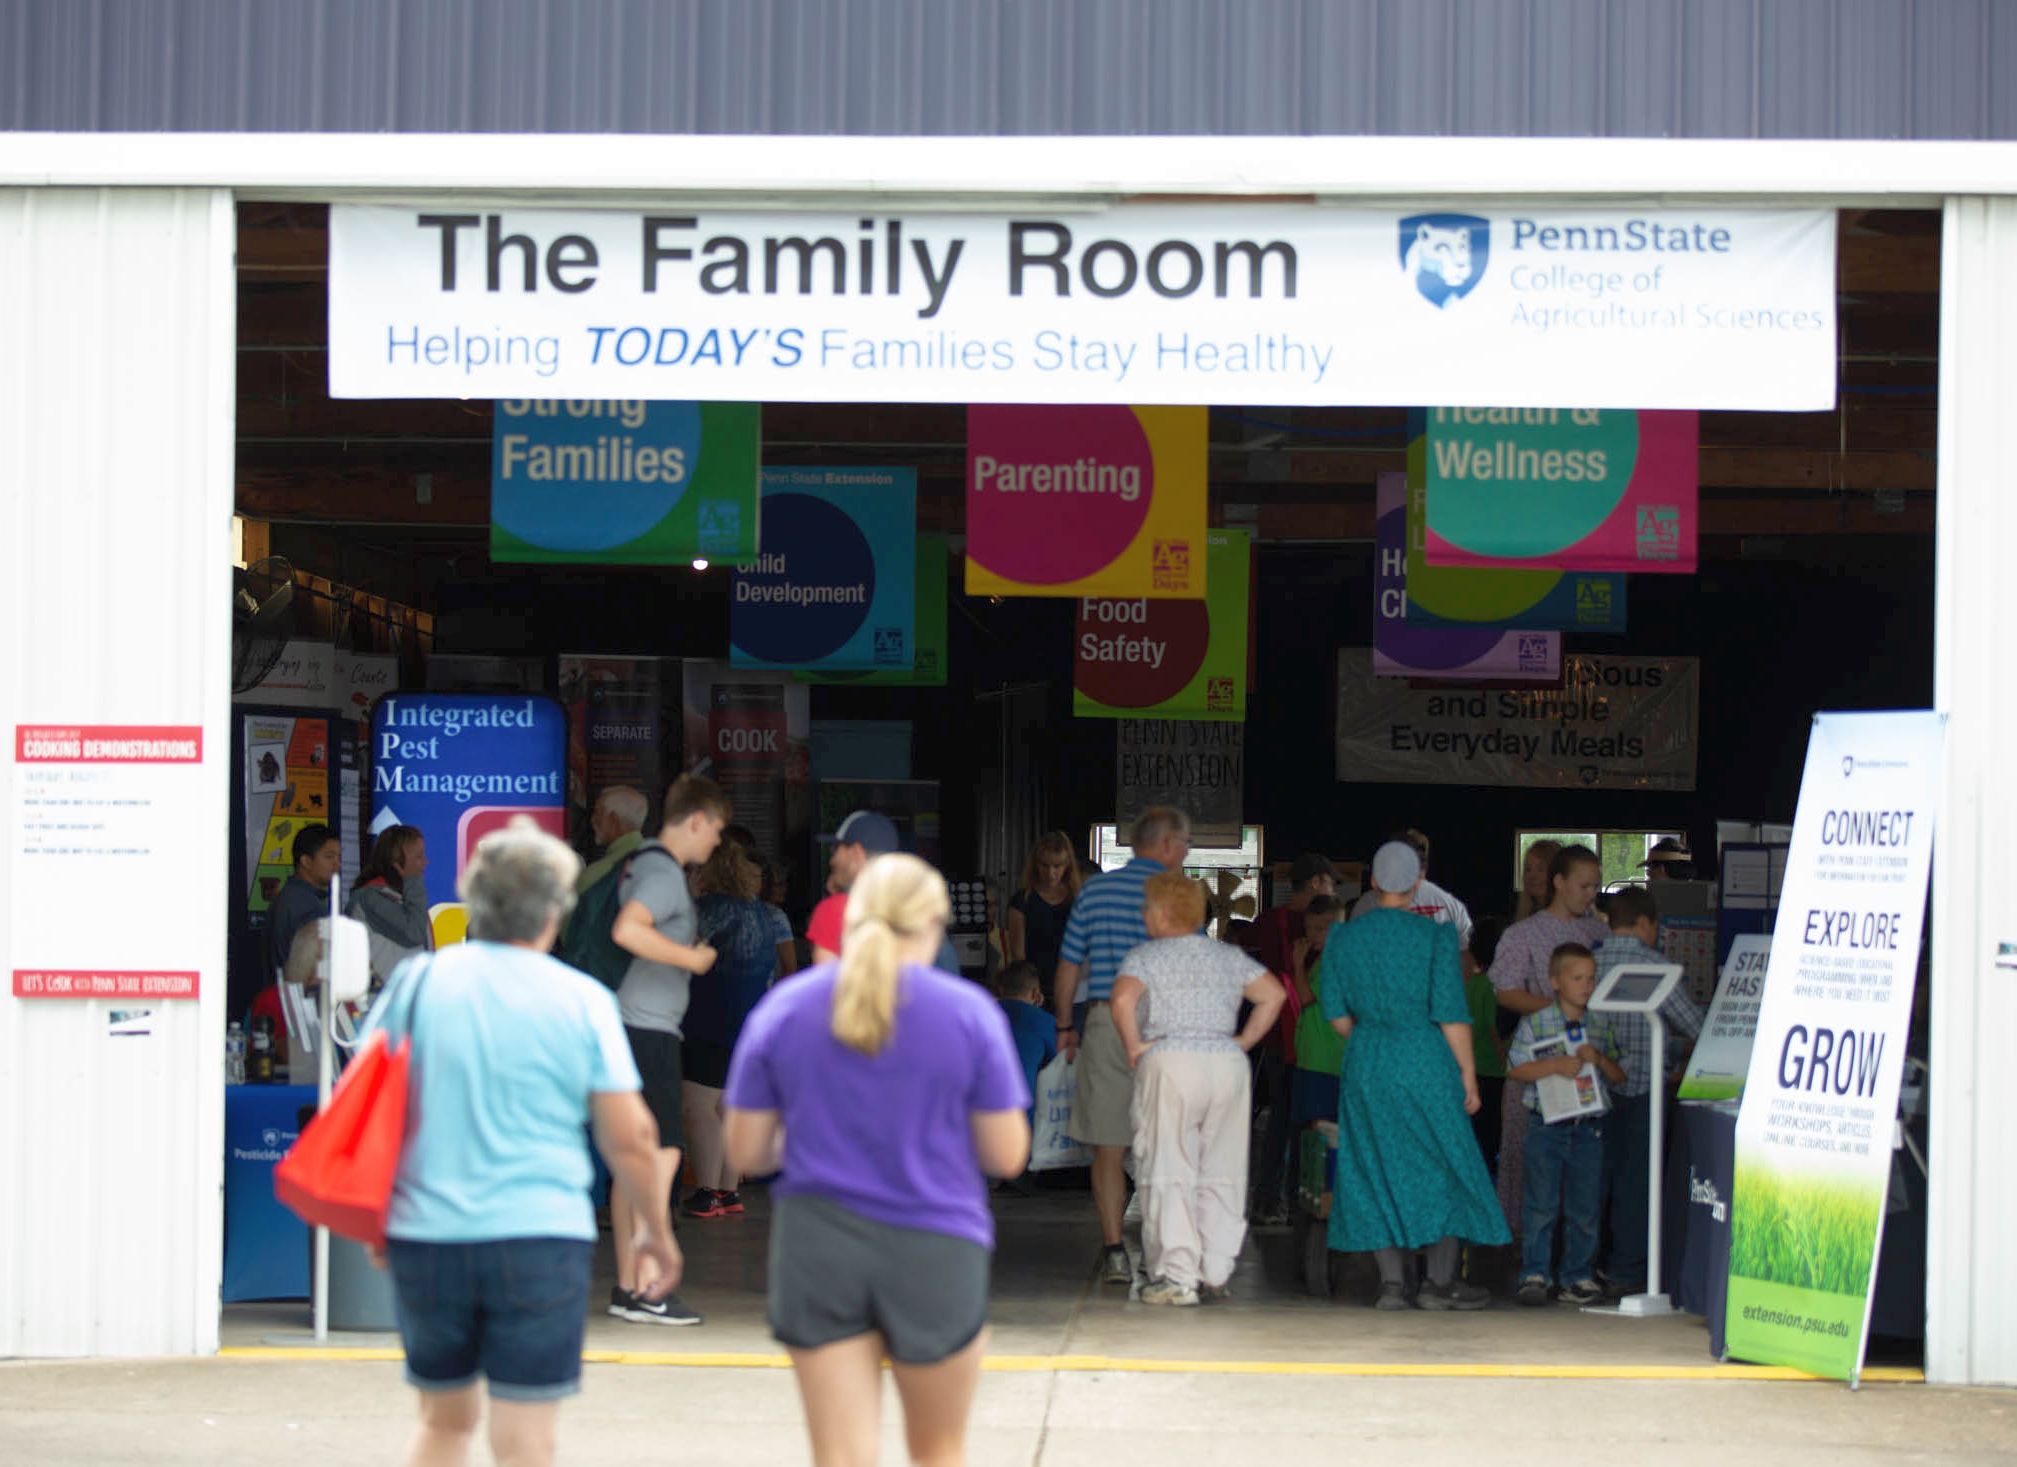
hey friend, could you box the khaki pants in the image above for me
[1132,1047,1251,1290]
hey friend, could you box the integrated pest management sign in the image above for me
[1725,712,1942,1384]
[328,204,1836,410]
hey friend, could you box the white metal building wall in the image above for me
[1927,197,2017,1388]
[0,187,235,1356]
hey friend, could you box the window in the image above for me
[1515,829,1684,894]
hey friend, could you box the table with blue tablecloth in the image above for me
[223,1083,315,1302]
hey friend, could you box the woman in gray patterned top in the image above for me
[1110,871,1286,1306]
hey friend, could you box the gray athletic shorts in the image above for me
[768,1194,990,1364]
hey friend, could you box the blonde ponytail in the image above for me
[832,853,950,1055]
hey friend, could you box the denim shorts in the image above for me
[388,1237,593,1402]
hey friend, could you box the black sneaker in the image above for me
[1417,1278,1492,1311]
[1098,1244,1133,1285]
[617,1288,704,1326]
[606,1284,632,1319]
[1560,1279,1605,1306]
[1198,1281,1231,1303]
[1516,1277,1552,1307]
[682,1188,730,1219]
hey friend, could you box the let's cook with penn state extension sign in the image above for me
[328,204,1836,409]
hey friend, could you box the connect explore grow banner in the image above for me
[966,404,1206,600]
[1423,408,1699,574]
[1725,711,1942,1385]
[1073,528,1249,721]
[730,467,916,671]
[490,399,760,565]
[328,204,1836,410]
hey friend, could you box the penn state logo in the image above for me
[1399,213,1491,307]
[1842,756,1855,778]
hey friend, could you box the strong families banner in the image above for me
[797,534,949,687]
[1725,711,1942,1384]
[1372,473,1559,682]
[330,204,1836,409]
[1334,650,1697,790]
[966,405,1206,600]
[1073,529,1248,720]
[1677,935,1773,1104]
[1403,435,1627,633]
[1423,408,1699,574]
[491,400,761,564]
[730,467,916,671]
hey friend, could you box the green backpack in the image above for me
[556,846,675,990]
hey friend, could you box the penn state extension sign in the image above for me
[369,695,568,895]
[490,399,760,564]
[329,204,1835,409]
[730,467,916,671]
[1073,529,1249,721]
[966,405,1206,600]
[1725,712,1942,1385]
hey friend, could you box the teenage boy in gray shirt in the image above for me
[606,773,729,1325]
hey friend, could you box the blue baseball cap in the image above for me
[821,809,900,855]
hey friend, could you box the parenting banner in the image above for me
[966,405,1207,600]
[1373,472,1560,681]
[1073,529,1248,720]
[1725,711,1942,1384]
[490,400,761,564]
[1423,408,1699,574]
[730,467,916,671]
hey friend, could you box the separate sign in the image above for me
[1725,711,1943,1384]
[798,534,949,687]
[369,695,567,895]
[1678,935,1773,1103]
[1116,719,1244,848]
[11,725,208,1000]
[1404,437,1626,633]
[329,204,1836,409]
[1334,650,1698,790]
[1372,472,1559,681]
[967,405,1206,600]
[1074,529,1248,720]
[1424,409,1699,573]
[558,656,672,836]
[731,467,915,671]
[491,399,761,565]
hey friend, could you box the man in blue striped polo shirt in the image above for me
[1053,806,1192,1284]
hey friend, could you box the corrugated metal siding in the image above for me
[4,0,2017,139]
[0,188,235,1356]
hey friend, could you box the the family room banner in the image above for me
[1373,473,1560,682]
[331,204,1836,409]
[797,534,949,688]
[1422,407,1699,574]
[730,467,916,672]
[1725,711,1942,1385]
[966,405,1206,600]
[1073,529,1249,722]
[490,400,761,565]
[369,694,568,895]
[1335,650,1698,790]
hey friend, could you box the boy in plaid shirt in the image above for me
[1506,943,1626,1306]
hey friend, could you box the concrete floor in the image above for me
[9,1189,2008,1465]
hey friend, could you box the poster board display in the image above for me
[1679,935,1773,1104]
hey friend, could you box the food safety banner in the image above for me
[730,467,916,671]
[1726,711,1942,1385]
[1372,473,1559,681]
[966,405,1206,600]
[798,534,949,687]
[1424,408,1699,573]
[369,695,568,895]
[1334,650,1697,790]
[1074,530,1248,720]
[491,400,761,565]
[328,204,1836,410]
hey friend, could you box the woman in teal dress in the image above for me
[1319,841,1509,1309]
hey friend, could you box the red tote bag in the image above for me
[273,967,426,1247]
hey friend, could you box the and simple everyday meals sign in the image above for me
[329,204,1836,409]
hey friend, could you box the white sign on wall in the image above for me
[329,204,1837,409]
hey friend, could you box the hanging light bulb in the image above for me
[692,558,710,571]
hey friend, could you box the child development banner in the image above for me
[1372,473,1559,682]
[1725,711,1942,1385]
[797,534,949,687]
[1334,650,1697,790]
[966,405,1206,600]
[490,400,761,564]
[730,467,916,672]
[1424,408,1699,574]
[1073,529,1249,720]
[328,204,1837,410]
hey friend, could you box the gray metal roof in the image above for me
[4,0,2014,139]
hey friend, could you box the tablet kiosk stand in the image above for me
[1589,962,1687,1319]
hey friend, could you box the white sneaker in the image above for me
[1139,1277,1200,1307]
[1124,1192,1143,1225]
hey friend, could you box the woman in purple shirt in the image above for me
[724,853,1031,1467]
